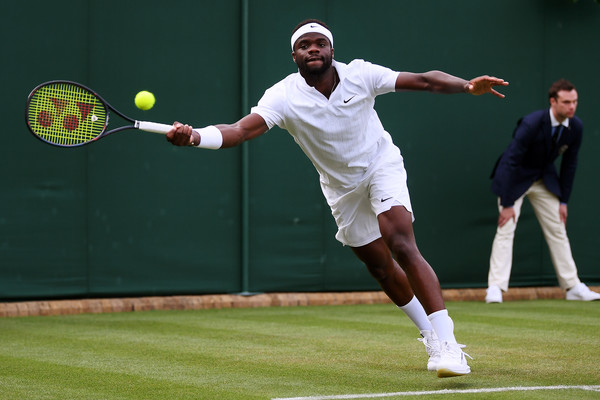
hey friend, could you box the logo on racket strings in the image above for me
[37,98,97,132]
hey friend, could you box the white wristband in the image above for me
[193,126,223,149]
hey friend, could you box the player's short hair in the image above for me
[548,79,576,100]
[292,19,331,35]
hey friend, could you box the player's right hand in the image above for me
[166,122,194,146]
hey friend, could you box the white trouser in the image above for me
[488,180,580,291]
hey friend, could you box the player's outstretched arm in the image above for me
[166,113,269,148]
[216,114,269,148]
[395,71,508,98]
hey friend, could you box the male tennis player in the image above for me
[167,19,508,377]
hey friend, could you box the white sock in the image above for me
[398,296,434,332]
[428,309,457,344]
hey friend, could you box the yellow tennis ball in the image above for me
[134,90,155,110]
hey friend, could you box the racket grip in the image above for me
[136,121,173,134]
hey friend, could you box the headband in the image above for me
[290,23,334,50]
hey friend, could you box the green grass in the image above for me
[0,300,599,399]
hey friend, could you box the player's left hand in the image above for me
[467,76,509,98]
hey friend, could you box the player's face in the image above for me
[550,89,578,121]
[292,33,334,76]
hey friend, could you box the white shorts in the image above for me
[321,152,413,247]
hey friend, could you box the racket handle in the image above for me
[136,121,173,134]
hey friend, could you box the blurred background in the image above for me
[1,0,599,300]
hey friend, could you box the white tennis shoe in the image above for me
[418,330,441,371]
[566,283,600,301]
[485,285,503,303]
[436,341,472,378]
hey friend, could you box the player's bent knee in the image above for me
[364,261,393,281]
[387,237,420,265]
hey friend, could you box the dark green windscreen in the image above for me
[1,0,599,299]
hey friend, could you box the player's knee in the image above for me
[365,260,392,282]
[387,235,419,265]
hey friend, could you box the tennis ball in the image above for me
[134,90,155,110]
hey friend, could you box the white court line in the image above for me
[271,385,600,400]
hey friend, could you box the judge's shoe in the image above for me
[566,283,600,301]
[485,285,503,303]
[436,341,472,378]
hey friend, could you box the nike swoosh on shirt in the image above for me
[381,197,393,202]
[343,95,356,104]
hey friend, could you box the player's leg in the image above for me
[376,206,443,313]
[352,239,440,371]
[324,170,442,368]
[377,205,470,377]
[487,195,524,302]
[351,238,417,307]
[351,239,435,330]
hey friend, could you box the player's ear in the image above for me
[292,51,296,63]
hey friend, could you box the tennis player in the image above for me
[167,19,508,377]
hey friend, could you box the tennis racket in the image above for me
[25,80,173,147]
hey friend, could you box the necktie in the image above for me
[552,125,563,145]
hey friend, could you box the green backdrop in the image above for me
[1,0,599,300]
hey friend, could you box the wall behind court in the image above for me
[1,0,598,300]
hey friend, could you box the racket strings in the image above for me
[27,82,107,146]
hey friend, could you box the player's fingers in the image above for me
[484,77,509,90]
[167,124,187,146]
[491,89,505,98]
[166,128,175,142]
[166,122,181,143]
[486,76,506,83]
[178,124,192,134]
[181,125,194,145]
[185,126,194,144]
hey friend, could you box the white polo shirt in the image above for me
[251,59,400,189]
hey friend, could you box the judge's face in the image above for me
[550,89,578,121]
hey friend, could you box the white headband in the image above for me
[291,23,333,50]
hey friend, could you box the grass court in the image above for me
[1,299,599,399]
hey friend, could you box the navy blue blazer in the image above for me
[491,109,583,207]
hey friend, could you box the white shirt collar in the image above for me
[549,108,569,128]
